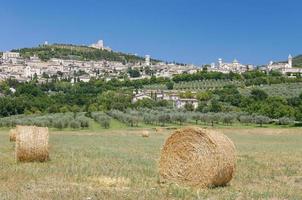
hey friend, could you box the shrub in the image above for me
[172,114,187,125]
[278,117,294,125]
[239,115,253,125]
[70,120,81,129]
[77,116,90,128]
[53,120,64,129]
[100,118,110,129]
[221,114,235,125]
[253,115,271,127]
[91,112,111,128]
[158,114,171,126]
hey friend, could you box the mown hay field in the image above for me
[0,127,302,200]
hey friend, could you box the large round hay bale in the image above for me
[9,128,17,142]
[159,127,236,188]
[141,130,150,138]
[15,126,49,162]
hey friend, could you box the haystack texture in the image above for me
[9,128,17,142]
[159,127,236,188]
[141,130,150,138]
[15,126,49,162]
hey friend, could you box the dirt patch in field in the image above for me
[87,176,130,190]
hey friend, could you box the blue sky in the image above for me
[0,0,301,65]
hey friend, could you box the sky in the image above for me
[0,0,301,65]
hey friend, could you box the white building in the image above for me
[145,55,151,66]
[176,98,199,110]
[90,40,104,49]
[2,52,20,61]
[132,93,152,103]
[90,39,112,51]
[209,58,249,73]
[267,55,302,75]
[24,66,32,77]
[267,54,292,71]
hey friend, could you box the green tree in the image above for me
[184,103,194,111]
[251,88,268,101]
[166,81,174,90]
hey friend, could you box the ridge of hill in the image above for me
[12,44,161,64]
[293,55,302,67]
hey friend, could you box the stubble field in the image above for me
[0,127,302,200]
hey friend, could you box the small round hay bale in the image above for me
[141,130,150,138]
[9,128,17,142]
[159,127,236,188]
[15,126,49,162]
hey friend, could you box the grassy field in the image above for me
[1,126,302,200]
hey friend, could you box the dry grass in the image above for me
[159,127,236,188]
[155,127,165,133]
[0,127,302,199]
[87,176,130,190]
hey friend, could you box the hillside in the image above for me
[293,55,302,67]
[12,44,159,64]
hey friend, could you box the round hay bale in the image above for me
[15,126,49,162]
[159,127,236,188]
[9,128,17,142]
[141,130,149,138]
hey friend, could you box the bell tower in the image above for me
[288,54,293,68]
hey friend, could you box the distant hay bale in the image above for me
[159,127,236,188]
[141,130,149,138]
[15,126,49,162]
[9,128,17,142]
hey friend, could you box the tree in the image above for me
[221,113,235,125]
[133,98,156,108]
[209,99,222,112]
[59,106,69,113]
[251,88,268,101]
[158,114,170,126]
[128,68,141,78]
[253,115,271,127]
[172,114,187,125]
[180,91,194,98]
[192,114,201,124]
[196,101,208,112]
[239,115,253,125]
[184,103,194,111]
[166,81,174,90]
[215,85,242,106]
[278,117,294,125]
[196,91,212,101]
[87,104,98,112]
[144,66,154,76]
[97,91,132,111]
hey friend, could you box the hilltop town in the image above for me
[0,40,198,83]
[1,39,301,84]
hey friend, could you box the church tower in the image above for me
[288,54,293,68]
[218,58,222,68]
